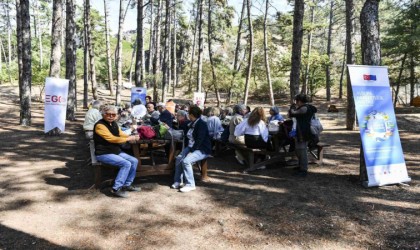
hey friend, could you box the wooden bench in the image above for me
[89,140,209,188]
[308,143,330,164]
[218,142,293,173]
[214,139,329,172]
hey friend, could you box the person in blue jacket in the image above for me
[171,105,212,192]
[268,106,284,122]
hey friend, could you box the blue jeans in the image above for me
[174,147,208,187]
[96,152,139,190]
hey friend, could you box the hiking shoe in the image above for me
[180,186,196,193]
[292,170,308,177]
[235,155,245,165]
[123,185,141,192]
[111,188,128,198]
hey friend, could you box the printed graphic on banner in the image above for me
[193,92,205,109]
[348,65,410,187]
[131,87,147,106]
[44,77,69,133]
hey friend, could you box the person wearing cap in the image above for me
[156,102,174,128]
[268,106,285,122]
[94,105,141,198]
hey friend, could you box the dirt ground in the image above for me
[0,84,419,250]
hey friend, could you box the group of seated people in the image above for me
[84,93,317,198]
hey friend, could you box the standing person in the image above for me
[171,106,211,193]
[234,107,270,168]
[229,104,247,165]
[94,105,141,198]
[83,100,102,139]
[288,94,317,177]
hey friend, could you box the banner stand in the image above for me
[348,65,411,187]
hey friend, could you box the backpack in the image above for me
[153,124,169,139]
[137,125,156,139]
[310,114,323,135]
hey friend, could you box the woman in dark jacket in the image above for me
[171,106,212,192]
[288,94,317,177]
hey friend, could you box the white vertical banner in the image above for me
[193,92,205,109]
[348,65,411,187]
[44,77,69,133]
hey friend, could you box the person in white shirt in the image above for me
[234,107,270,167]
[83,100,102,139]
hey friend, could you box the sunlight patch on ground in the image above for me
[357,197,420,210]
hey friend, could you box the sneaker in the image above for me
[235,155,245,165]
[171,182,181,189]
[123,185,141,192]
[292,170,308,177]
[111,188,128,198]
[180,186,196,193]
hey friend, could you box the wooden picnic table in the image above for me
[130,138,176,176]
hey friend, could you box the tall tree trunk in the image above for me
[196,0,204,92]
[16,0,23,88]
[5,1,12,69]
[290,0,305,103]
[243,0,254,105]
[66,0,77,121]
[264,0,274,106]
[135,0,145,87]
[302,5,314,95]
[49,0,63,78]
[115,0,126,106]
[345,0,356,130]
[207,0,220,106]
[325,0,334,101]
[409,55,415,106]
[167,1,172,94]
[147,0,153,74]
[129,41,137,83]
[227,0,246,104]
[104,0,114,95]
[161,0,170,101]
[360,0,381,66]
[33,0,44,68]
[172,0,177,97]
[83,0,89,109]
[85,0,98,100]
[152,0,162,101]
[339,42,346,99]
[188,5,199,92]
[19,0,32,126]
[393,53,407,107]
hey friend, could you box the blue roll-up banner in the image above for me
[130,87,147,106]
[348,65,411,187]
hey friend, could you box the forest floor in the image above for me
[0,84,419,249]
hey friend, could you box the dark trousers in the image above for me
[244,134,271,162]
